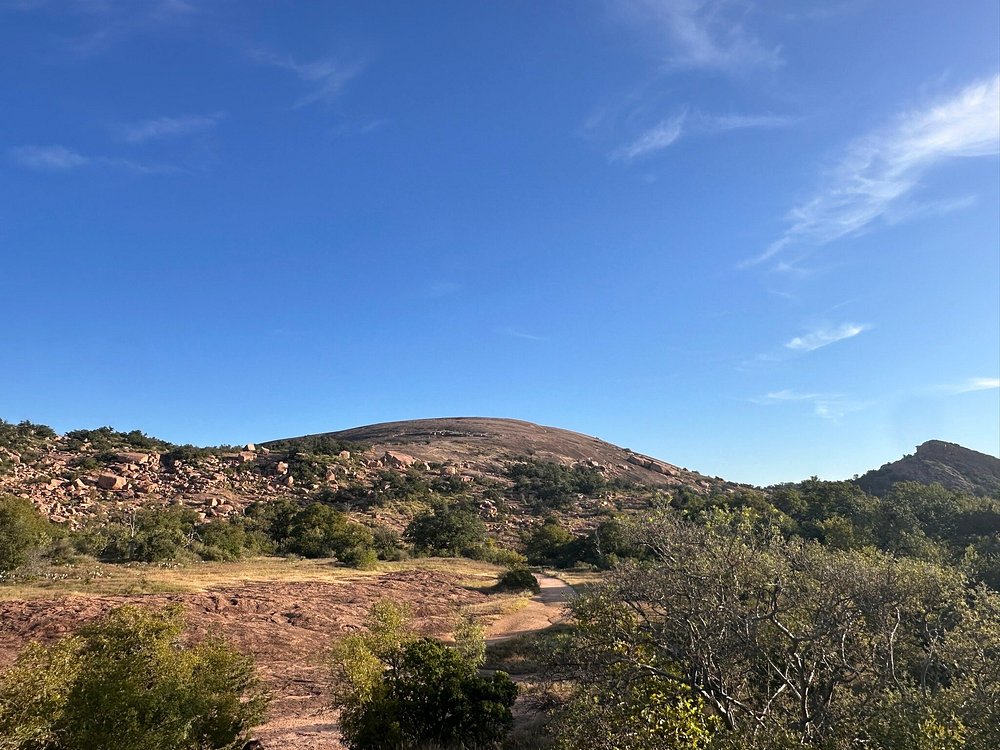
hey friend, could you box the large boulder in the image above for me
[97,474,127,490]
[383,451,416,469]
[115,451,154,465]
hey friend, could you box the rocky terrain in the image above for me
[4,420,998,541]
[293,417,696,486]
[0,417,735,537]
[856,439,1000,497]
[0,567,497,750]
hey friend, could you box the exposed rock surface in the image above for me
[273,417,692,488]
[856,440,1000,497]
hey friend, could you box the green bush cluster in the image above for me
[262,435,367,457]
[404,501,488,557]
[523,517,641,569]
[551,514,1000,750]
[0,497,58,573]
[507,458,607,509]
[62,426,173,453]
[0,604,268,750]
[495,567,540,594]
[333,601,517,750]
[0,420,56,474]
[0,420,56,451]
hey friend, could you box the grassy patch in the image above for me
[0,556,506,600]
[549,569,601,594]
[485,623,573,676]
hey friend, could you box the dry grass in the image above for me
[0,556,505,600]
[548,568,602,594]
[463,592,533,620]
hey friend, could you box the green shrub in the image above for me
[507,458,607,509]
[282,503,374,563]
[102,507,200,562]
[0,604,268,750]
[0,420,56,451]
[495,567,540,594]
[194,520,250,561]
[63,426,172,453]
[0,496,56,573]
[247,500,376,566]
[482,542,527,568]
[262,435,367,456]
[404,502,487,557]
[523,519,575,566]
[371,525,405,561]
[333,602,517,750]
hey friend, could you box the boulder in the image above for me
[97,474,127,490]
[383,451,416,469]
[276,461,289,475]
[115,451,152,465]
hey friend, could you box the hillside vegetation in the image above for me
[1,416,999,748]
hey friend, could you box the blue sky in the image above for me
[1,0,997,486]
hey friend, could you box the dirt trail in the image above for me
[486,574,572,643]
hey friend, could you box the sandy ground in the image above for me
[486,574,572,644]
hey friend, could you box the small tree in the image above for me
[404,502,487,557]
[0,604,269,750]
[0,496,55,573]
[332,601,517,750]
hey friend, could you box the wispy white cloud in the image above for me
[615,0,781,72]
[613,108,795,161]
[748,74,1000,266]
[935,377,1000,394]
[757,389,838,402]
[785,322,869,352]
[614,112,686,161]
[497,327,544,341]
[253,49,365,107]
[10,144,89,170]
[119,113,222,143]
[753,388,868,421]
[3,0,203,56]
[10,144,180,174]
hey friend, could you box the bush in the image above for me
[371,525,405,561]
[495,567,540,594]
[523,519,575,566]
[283,504,374,564]
[507,458,607,509]
[62,426,171,453]
[102,507,200,562]
[404,502,487,557]
[247,500,377,567]
[333,602,517,750]
[481,542,527,568]
[0,496,56,573]
[194,520,251,561]
[0,604,268,750]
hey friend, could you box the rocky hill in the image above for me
[268,417,703,488]
[856,440,1000,497]
[0,417,733,538]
